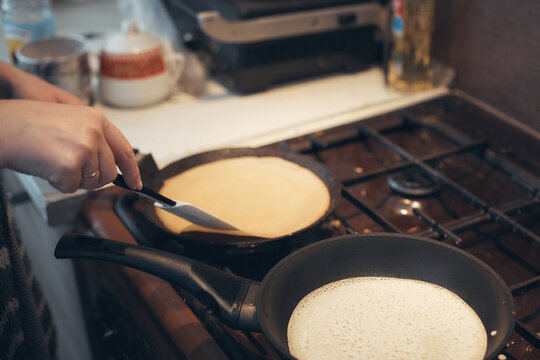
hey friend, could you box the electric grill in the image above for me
[162,0,389,93]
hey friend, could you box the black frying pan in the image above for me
[55,233,515,359]
[127,147,341,250]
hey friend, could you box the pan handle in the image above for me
[55,233,260,330]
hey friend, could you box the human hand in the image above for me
[0,61,83,105]
[0,99,142,193]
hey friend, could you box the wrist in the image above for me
[0,61,31,98]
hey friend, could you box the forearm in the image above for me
[0,100,12,168]
[0,99,23,168]
[0,61,15,99]
[0,61,31,99]
[0,61,83,104]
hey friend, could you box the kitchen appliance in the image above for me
[70,92,540,359]
[55,232,515,360]
[162,0,389,93]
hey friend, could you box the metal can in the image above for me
[14,35,93,104]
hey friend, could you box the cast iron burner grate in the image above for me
[271,95,540,359]
[121,94,540,359]
[272,95,540,360]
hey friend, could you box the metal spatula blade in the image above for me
[113,174,238,231]
[153,201,238,230]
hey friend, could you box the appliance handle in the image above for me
[55,233,259,330]
[197,2,389,44]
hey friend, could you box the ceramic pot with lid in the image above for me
[99,20,185,108]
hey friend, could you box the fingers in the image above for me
[1,98,141,193]
[102,120,142,190]
[79,138,101,189]
[96,135,117,186]
[59,109,140,192]
[79,119,134,190]
[50,134,117,192]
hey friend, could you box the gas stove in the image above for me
[75,92,539,359]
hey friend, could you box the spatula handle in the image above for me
[113,174,176,206]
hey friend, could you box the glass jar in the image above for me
[1,0,55,41]
[386,0,435,92]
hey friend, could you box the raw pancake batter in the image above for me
[287,277,488,360]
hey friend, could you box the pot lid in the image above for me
[102,20,161,55]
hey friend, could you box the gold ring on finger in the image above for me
[83,170,99,179]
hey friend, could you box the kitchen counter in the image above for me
[2,2,452,360]
[10,0,452,225]
[96,67,450,168]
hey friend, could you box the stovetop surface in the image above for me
[118,93,540,359]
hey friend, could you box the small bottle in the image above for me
[0,18,11,63]
[1,0,55,41]
[386,0,435,92]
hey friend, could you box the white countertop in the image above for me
[14,0,451,225]
[95,68,449,168]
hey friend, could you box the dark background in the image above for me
[432,0,540,132]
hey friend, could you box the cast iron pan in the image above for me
[119,147,341,251]
[55,233,515,360]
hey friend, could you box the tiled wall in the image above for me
[432,0,540,132]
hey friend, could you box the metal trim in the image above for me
[197,2,389,44]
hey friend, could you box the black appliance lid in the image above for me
[174,0,378,20]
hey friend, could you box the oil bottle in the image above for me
[386,0,435,92]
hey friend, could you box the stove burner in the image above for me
[77,96,540,360]
[387,168,440,196]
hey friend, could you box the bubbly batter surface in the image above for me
[155,156,330,238]
[287,277,487,360]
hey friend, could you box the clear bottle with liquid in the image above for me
[386,0,435,92]
[0,18,11,63]
[1,0,55,41]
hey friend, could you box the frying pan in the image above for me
[124,147,341,251]
[55,232,515,359]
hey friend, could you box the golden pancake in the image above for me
[155,156,330,238]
